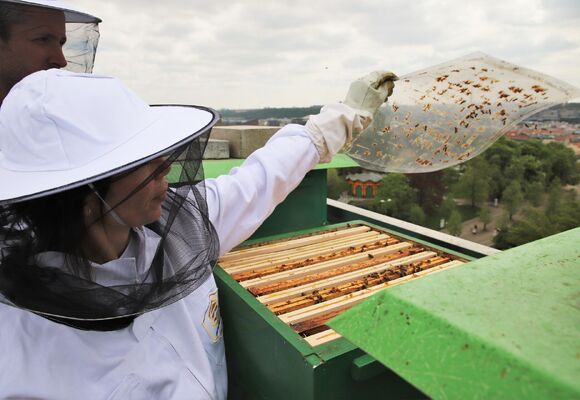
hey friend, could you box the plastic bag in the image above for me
[345,52,580,173]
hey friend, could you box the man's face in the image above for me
[0,7,67,100]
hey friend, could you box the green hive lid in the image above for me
[328,227,580,399]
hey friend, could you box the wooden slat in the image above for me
[304,329,342,347]
[219,225,372,263]
[302,262,467,346]
[280,260,464,326]
[240,242,413,290]
[222,232,391,272]
[258,252,437,305]
[231,237,400,281]
[268,256,451,315]
[222,231,385,269]
[249,247,426,296]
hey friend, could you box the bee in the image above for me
[531,85,546,93]
[457,152,470,161]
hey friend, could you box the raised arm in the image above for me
[205,71,397,254]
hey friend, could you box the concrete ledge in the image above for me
[211,125,279,158]
[203,139,230,159]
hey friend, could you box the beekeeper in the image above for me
[0,68,395,399]
[0,0,100,103]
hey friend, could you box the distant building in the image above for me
[258,118,292,127]
[346,172,384,199]
[526,104,580,122]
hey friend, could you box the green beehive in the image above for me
[215,221,480,399]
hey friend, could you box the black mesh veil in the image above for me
[0,1,101,73]
[63,22,100,73]
[0,126,220,331]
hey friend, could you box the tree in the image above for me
[504,157,525,182]
[524,180,544,207]
[543,142,579,185]
[327,169,348,200]
[483,137,519,171]
[494,194,580,249]
[447,210,462,236]
[375,174,417,219]
[453,158,490,207]
[408,171,445,214]
[502,181,524,221]
[546,179,562,216]
[486,163,506,201]
[439,196,457,221]
[409,205,426,226]
[478,207,492,231]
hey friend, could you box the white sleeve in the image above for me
[205,124,320,255]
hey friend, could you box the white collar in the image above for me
[33,226,162,286]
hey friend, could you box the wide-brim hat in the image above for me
[0,69,219,204]
[0,0,101,23]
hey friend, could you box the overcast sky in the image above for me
[74,0,580,109]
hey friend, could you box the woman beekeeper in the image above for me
[0,69,395,399]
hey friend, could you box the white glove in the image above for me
[344,70,397,115]
[306,71,397,163]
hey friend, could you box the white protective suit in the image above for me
[0,125,321,400]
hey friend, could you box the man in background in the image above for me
[0,0,100,104]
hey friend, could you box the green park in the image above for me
[328,136,580,249]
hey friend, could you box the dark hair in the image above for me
[0,4,27,42]
[5,179,111,278]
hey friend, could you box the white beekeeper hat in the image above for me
[0,0,100,22]
[0,69,219,204]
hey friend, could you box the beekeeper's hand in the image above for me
[306,71,397,162]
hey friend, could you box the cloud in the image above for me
[73,0,580,108]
